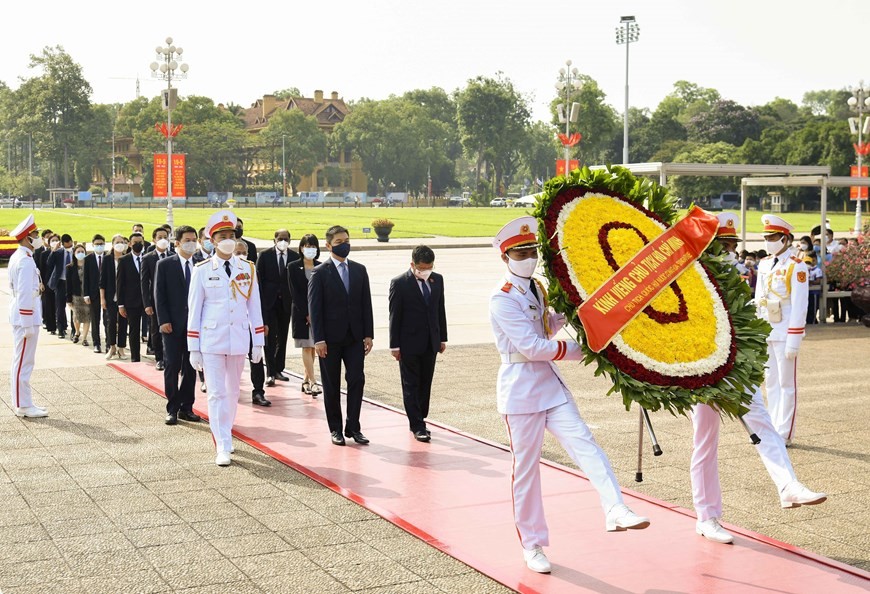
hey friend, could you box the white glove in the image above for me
[785,347,799,361]
[251,345,264,364]
[23,325,37,339]
[189,351,204,371]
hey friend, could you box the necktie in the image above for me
[64,250,71,267]
[419,278,431,305]
[97,255,102,272]
[224,260,232,278]
[185,260,191,287]
[159,252,165,260]
[529,280,539,302]
[136,256,141,273]
[279,252,286,276]
[338,261,350,292]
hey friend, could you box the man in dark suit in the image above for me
[47,233,74,339]
[257,229,299,385]
[155,225,202,425]
[116,232,146,362]
[308,225,374,446]
[101,234,128,360]
[34,229,55,333]
[142,227,172,370]
[235,217,258,263]
[83,234,107,353]
[389,245,448,442]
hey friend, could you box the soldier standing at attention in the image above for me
[8,214,48,418]
[755,215,808,445]
[187,211,266,466]
[489,216,649,574]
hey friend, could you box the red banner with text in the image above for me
[153,154,186,199]
[850,165,868,200]
[577,207,719,352]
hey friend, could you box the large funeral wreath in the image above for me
[533,165,769,418]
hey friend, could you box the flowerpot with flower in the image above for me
[825,224,870,325]
[372,218,395,242]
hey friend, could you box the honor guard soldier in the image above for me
[8,214,48,417]
[755,214,808,445]
[187,210,266,466]
[489,216,649,574]
[691,214,825,544]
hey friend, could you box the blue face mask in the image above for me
[203,240,214,253]
[813,245,820,253]
[331,242,351,259]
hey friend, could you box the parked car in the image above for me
[448,196,470,207]
[490,198,507,207]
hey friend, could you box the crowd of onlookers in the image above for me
[733,227,861,324]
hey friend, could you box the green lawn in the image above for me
[0,205,862,242]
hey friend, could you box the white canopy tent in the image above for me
[741,175,870,319]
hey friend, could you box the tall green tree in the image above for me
[456,74,530,197]
[260,109,327,196]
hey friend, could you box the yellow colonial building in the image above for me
[242,90,367,194]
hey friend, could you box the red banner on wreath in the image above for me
[850,165,868,200]
[556,159,579,176]
[577,207,719,352]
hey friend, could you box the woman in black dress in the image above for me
[287,234,321,395]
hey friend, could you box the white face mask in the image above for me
[156,238,170,251]
[413,267,433,280]
[180,241,197,255]
[275,240,289,252]
[302,247,318,260]
[800,243,810,250]
[745,260,755,268]
[50,240,60,249]
[29,236,43,250]
[114,243,127,254]
[764,239,784,255]
[216,238,236,255]
[507,256,538,278]
[724,252,737,264]
[93,244,105,254]
[75,252,86,261]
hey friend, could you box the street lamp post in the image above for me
[615,15,640,165]
[847,84,870,233]
[281,134,287,199]
[555,60,581,173]
[149,37,188,230]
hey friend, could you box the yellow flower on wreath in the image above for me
[559,195,721,365]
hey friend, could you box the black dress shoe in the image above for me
[146,347,154,356]
[178,410,201,422]
[165,413,178,425]
[413,431,431,443]
[344,431,370,445]
[58,332,66,339]
[93,345,101,354]
[252,393,272,407]
[155,360,165,371]
[265,376,276,387]
[331,431,346,446]
[274,372,290,381]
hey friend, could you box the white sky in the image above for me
[2,0,866,121]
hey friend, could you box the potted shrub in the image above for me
[372,218,395,242]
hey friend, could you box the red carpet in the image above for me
[110,361,870,593]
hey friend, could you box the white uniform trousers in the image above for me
[503,398,623,550]
[691,388,796,522]
[764,340,798,441]
[202,353,246,453]
[10,326,39,410]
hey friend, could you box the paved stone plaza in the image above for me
[1,246,867,592]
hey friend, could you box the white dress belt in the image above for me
[500,352,530,364]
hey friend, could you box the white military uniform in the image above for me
[490,270,625,550]
[9,242,43,411]
[755,241,808,442]
[690,214,798,521]
[187,254,265,454]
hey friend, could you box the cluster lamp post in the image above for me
[615,15,640,165]
[149,37,188,229]
[847,84,870,233]
[555,60,581,173]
